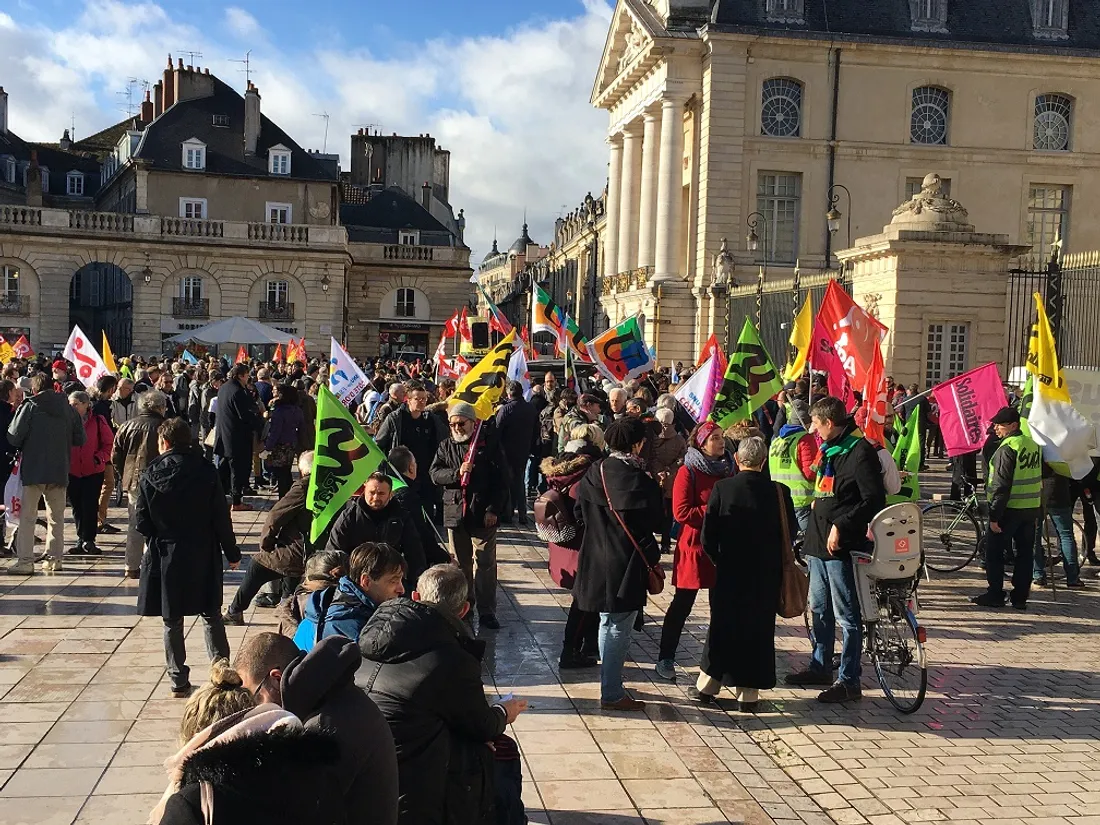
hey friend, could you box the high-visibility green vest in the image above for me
[769,432,814,507]
[988,433,1042,510]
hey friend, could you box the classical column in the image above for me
[603,134,623,278]
[636,108,661,271]
[617,122,643,275]
[653,95,685,284]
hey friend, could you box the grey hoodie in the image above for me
[8,390,85,485]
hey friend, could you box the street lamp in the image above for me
[826,183,853,264]
[746,212,769,330]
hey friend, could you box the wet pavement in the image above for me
[1,464,1099,825]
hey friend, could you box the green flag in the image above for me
[307,385,404,543]
[708,317,784,429]
[888,407,922,504]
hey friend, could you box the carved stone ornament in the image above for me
[309,200,331,220]
[615,272,633,292]
[601,276,614,296]
[889,173,973,230]
[618,20,647,72]
[711,237,735,286]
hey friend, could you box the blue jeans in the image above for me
[807,556,862,686]
[598,611,637,703]
[794,506,811,534]
[1034,507,1081,584]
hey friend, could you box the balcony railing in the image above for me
[71,212,133,232]
[162,217,225,238]
[249,223,309,243]
[172,297,209,318]
[259,301,294,321]
[0,206,41,227]
[384,244,434,261]
[0,295,28,315]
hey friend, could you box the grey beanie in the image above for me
[449,400,478,421]
[790,398,811,428]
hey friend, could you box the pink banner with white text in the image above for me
[931,362,1008,457]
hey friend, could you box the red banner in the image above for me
[812,281,887,399]
[234,345,247,364]
[932,362,1007,457]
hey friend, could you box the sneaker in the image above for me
[601,695,646,712]
[83,543,102,556]
[1087,552,1100,566]
[686,686,717,705]
[231,503,254,512]
[1066,579,1086,589]
[970,592,1007,608]
[98,523,120,535]
[221,611,245,626]
[784,667,834,687]
[170,683,193,698]
[817,681,862,704]
[69,544,87,556]
[40,558,63,573]
[558,652,598,670]
[479,614,501,631]
[654,659,677,682]
[1033,577,1048,587]
[4,561,34,576]
[252,594,280,608]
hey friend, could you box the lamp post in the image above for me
[746,211,769,330]
[826,183,852,269]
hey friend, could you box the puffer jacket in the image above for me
[7,389,86,486]
[69,411,113,478]
[324,497,426,587]
[293,576,378,651]
[112,411,165,493]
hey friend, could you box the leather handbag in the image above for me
[600,464,665,595]
[776,483,809,619]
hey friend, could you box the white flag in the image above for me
[328,337,369,405]
[673,355,716,422]
[1029,387,1096,479]
[63,325,109,388]
[507,346,532,401]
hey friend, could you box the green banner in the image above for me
[888,408,922,504]
[307,385,403,542]
[709,318,784,429]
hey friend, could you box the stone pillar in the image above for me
[603,135,623,278]
[653,95,685,284]
[637,108,661,270]
[617,122,643,275]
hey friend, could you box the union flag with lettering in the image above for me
[810,280,887,403]
[586,316,654,383]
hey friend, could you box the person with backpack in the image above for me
[534,387,562,493]
[654,420,734,683]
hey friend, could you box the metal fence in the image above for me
[725,269,852,367]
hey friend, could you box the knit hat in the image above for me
[448,400,477,421]
[790,398,811,428]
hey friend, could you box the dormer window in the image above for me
[764,0,804,24]
[212,114,230,127]
[1032,0,1069,39]
[269,145,291,176]
[3,156,14,184]
[66,171,85,196]
[910,0,948,33]
[182,139,206,171]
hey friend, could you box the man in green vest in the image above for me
[973,406,1042,610]
[769,398,816,531]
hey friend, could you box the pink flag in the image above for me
[931,362,1007,457]
[809,316,855,410]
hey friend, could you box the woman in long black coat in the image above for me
[136,418,240,696]
[573,417,663,712]
[692,435,796,712]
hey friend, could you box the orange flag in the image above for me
[273,343,284,362]
[235,345,247,364]
[298,337,307,361]
[286,339,299,364]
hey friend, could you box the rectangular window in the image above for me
[3,157,14,183]
[269,151,291,175]
[212,114,230,127]
[395,288,416,318]
[184,146,205,170]
[399,230,420,246]
[0,265,19,300]
[926,322,969,384]
[756,172,801,264]
[267,280,289,306]
[180,276,203,302]
[905,176,951,201]
[66,172,84,196]
[1027,184,1070,261]
[40,168,49,192]
[179,198,207,219]
[266,202,292,224]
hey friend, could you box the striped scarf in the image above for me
[813,428,864,497]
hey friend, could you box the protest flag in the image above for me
[784,295,813,382]
[931,362,1007,458]
[709,318,783,429]
[586,316,654,383]
[450,330,517,419]
[62,325,109,387]
[101,333,118,374]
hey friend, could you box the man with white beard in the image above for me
[429,401,509,632]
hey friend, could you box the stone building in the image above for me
[476,223,548,326]
[592,0,1100,365]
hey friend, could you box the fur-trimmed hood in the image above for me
[177,728,341,788]
[540,452,594,480]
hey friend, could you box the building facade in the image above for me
[592,0,1100,367]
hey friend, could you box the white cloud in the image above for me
[0,0,613,264]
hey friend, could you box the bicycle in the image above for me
[852,503,928,714]
[921,480,986,572]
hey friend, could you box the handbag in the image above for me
[776,482,809,619]
[600,464,665,595]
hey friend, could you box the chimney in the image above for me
[162,56,175,111]
[141,90,154,123]
[153,81,163,117]
[59,129,72,151]
[0,87,7,135]
[421,181,431,210]
[26,151,43,207]
[244,82,261,155]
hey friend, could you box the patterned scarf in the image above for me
[813,427,864,497]
[683,446,732,478]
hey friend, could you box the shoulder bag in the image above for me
[600,463,665,595]
[776,482,809,618]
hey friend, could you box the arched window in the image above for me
[1034,93,1073,151]
[910,86,950,145]
[761,78,803,138]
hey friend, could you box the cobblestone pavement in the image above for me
[1,470,1099,825]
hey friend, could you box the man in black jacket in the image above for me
[213,363,263,511]
[236,633,399,825]
[495,381,538,526]
[375,380,446,512]
[358,564,526,825]
[786,396,885,704]
[325,472,427,588]
[430,402,509,630]
[388,446,451,566]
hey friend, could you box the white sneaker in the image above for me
[40,558,63,573]
[5,561,34,576]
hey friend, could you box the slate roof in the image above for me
[340,186,460,246]
[709,0,1100,52]
[134,76,335,180]
[0,128,102,199]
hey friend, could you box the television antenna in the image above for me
[116,78,148,118]
[314,112,330,153]
[229,49,253,87]
[177,49,204,65]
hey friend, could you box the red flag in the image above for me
[235,345,248,364]
[813,281,887,398]
[457,307,472,343]
[12,335,33,359]
[931,363,1008,457]
[454,355,471,376]
[273,343,284,362]
[443,311,459,339]
[810,315,855,409]
[298,338,307,361]
[858,344,888,445]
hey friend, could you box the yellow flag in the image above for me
[0,341,14,364]
[450,330,517,420]
[783,295,812,382]
[101,333,118,374]
[1026,292,1070,403]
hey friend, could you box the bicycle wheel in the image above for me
[869,596,927,714]
[921,502,980,572]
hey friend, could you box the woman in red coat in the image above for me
[67,390,114,556]
[655,420,733,681]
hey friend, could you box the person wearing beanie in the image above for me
[429,401,509,631]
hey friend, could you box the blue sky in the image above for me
[0,0,614,261]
